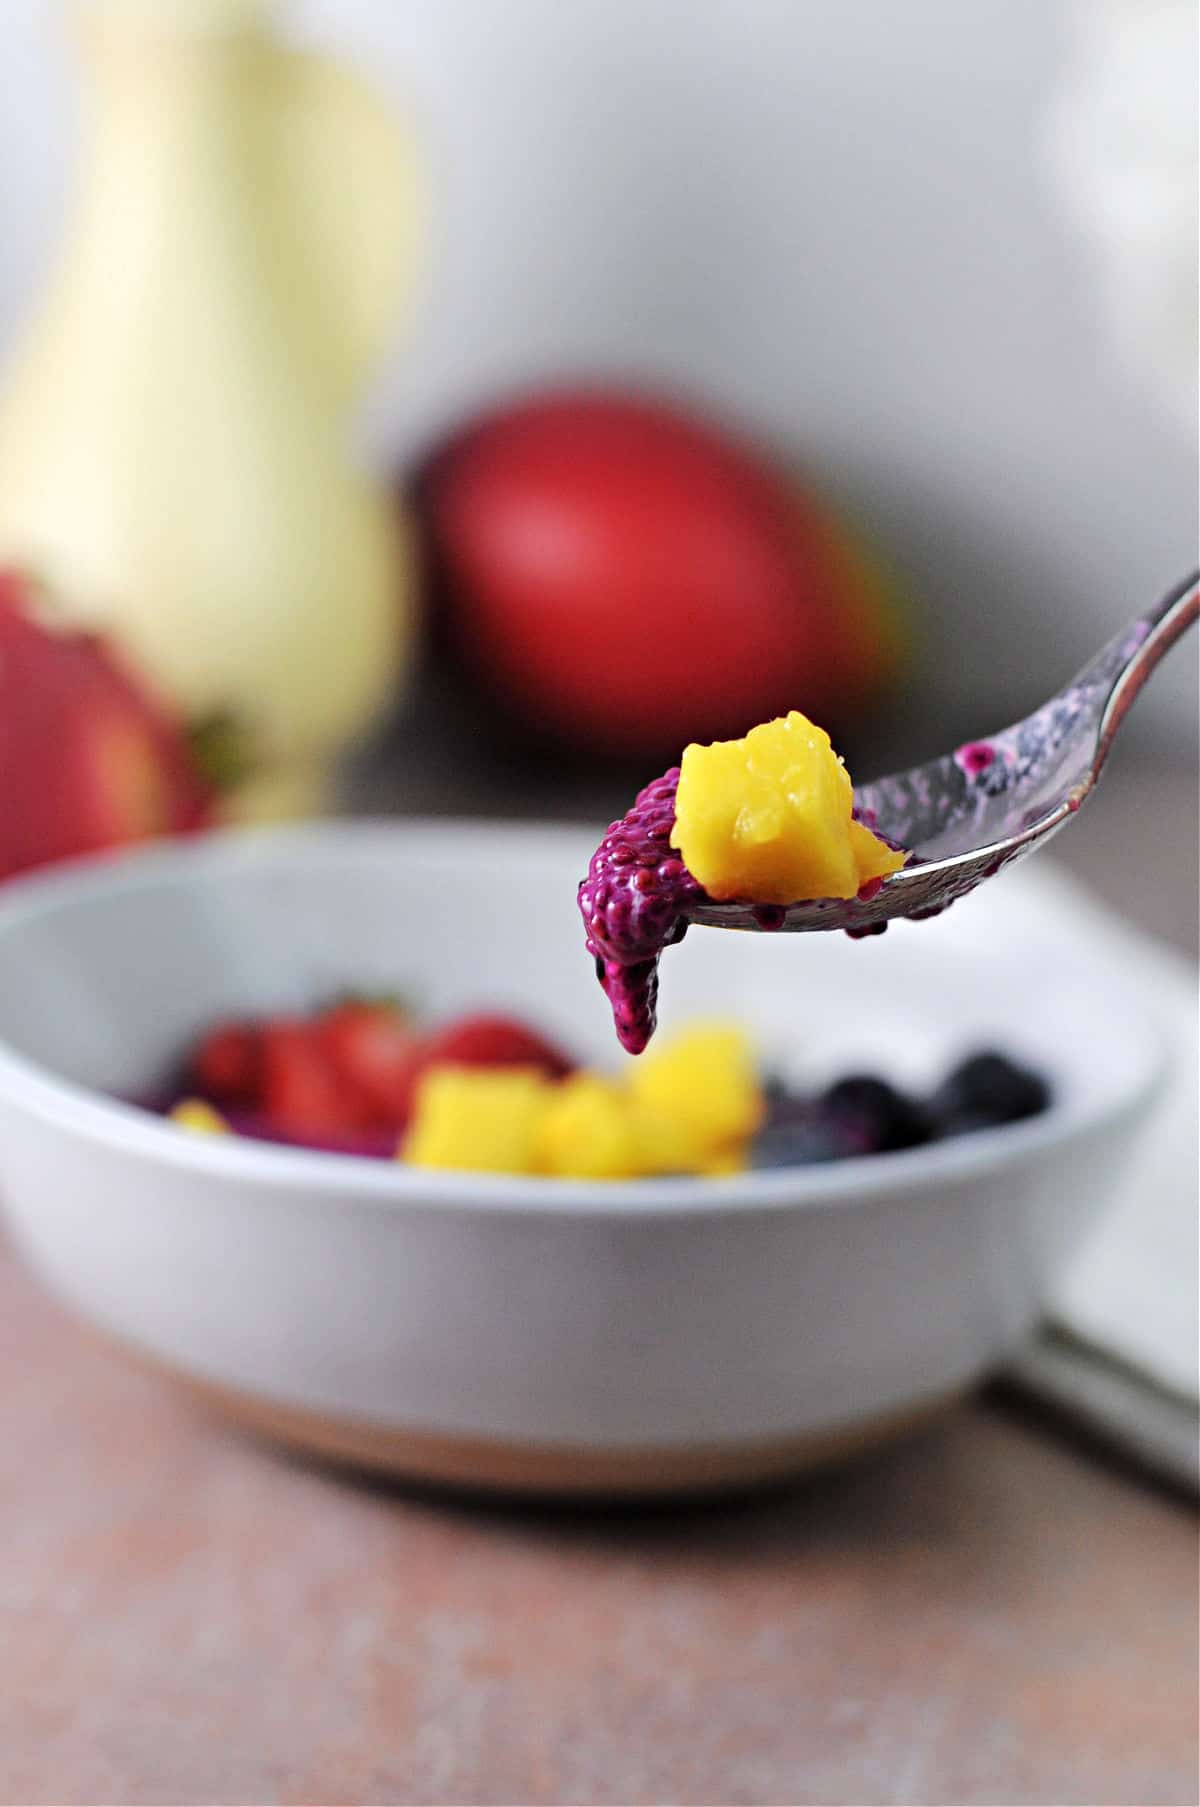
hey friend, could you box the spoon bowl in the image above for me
[691,570,1200,938]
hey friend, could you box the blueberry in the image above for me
[820,1074,933,1154]
[930,1051,1051,1137]
[761,1073,797,1112]
[751,1111,859,1169]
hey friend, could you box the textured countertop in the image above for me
[1,1246,1196,1806]
[2,750,1197,1806]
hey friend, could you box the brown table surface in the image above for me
[1,1247,1196,1807]
[2,751,1197,1807]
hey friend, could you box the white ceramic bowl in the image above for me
[0,822,1160,1496]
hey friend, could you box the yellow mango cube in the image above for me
[536,1074,641,1179]
[170,1098,230,1135]
[671,710,905,904]
[631,1106,750,1177]
[628,1100,712,1176]
[628,1022,764,1153]
[700,1143,750,1177]
[404,1066,554,1174]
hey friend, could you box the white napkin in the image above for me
[1005,864,1199,1488]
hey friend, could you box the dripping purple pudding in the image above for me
[579,768,700,1054]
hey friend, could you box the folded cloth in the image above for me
[1005,864,1198,1489]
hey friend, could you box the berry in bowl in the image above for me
[0,820,1159,1496]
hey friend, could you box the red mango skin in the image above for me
[422,390,903,760]
[0,569,213,882]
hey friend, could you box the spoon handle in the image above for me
[1094,570,1200,766]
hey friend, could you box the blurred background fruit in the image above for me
[0,0,1191,921]
[0,569,212,881]
[0,0,423,823]
[420,388,905,760]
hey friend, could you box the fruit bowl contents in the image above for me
[163,996,1049,1180]
[169,1001,573,1159]
[580,707,906,1053]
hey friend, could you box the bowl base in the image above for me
[165,1364,960,1499]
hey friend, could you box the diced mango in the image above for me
[671,710,905,904]
[400,1024,768,1181]
[404,1065,554,1174]
[170,1098,230,1135]
[629,1100,713,1176]
[700,1143,750,1177]
[536,1074,641,1179]
[628,1022,764,1152]
[631,1106,750,1177]
[848,817,904,885]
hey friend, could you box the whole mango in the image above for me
[421,389,904,759]
[0,570,212,881]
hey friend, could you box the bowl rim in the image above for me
[0,819,1165,1220]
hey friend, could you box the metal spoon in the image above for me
[690,569,1199,937]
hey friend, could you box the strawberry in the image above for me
[261,1021,372,1139]
[188,1021,263,1108]
[317,1000,421,1126]
[415,1013,575,1081]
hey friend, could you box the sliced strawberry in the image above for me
[261,1021,372,1139]
[222,1108,401,1160]
[415,1013,576,1080]
[316,1000,421,1126]
[188,1021,263,1108]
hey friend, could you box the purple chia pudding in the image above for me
[578,768,700,1054]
